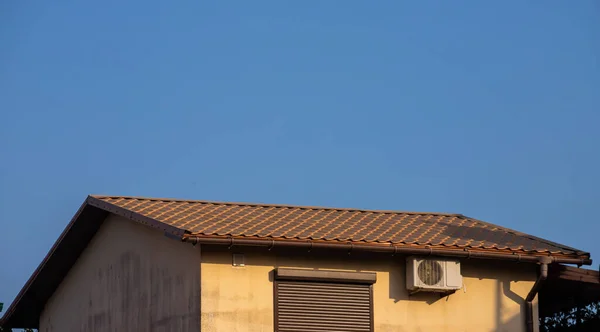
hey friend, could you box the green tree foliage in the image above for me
[540,301,600,332]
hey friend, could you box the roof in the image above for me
[0,195,592,328]
[96,195,585,255]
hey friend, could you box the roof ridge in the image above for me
[89,195,465,217]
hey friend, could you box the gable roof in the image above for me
[96,195,584,255]
[0,195,592,328]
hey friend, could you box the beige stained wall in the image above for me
[39,214,201,332]
[201,248,540,332]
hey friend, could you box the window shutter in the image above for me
[275,280,373,332]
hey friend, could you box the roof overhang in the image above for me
[539,264,600,317]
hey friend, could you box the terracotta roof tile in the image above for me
[92,195,585,255]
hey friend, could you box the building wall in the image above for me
[201,247,539,332]
[39,214,201,332]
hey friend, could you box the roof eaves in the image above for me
[186,232,590,259]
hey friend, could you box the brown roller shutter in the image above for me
[275,281,373,332]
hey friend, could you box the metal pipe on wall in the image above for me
[525,259,550,332]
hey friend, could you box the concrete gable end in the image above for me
[39,214,201,332]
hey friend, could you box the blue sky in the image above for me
[1,0,598,311]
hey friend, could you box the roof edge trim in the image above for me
[184,234,592,265]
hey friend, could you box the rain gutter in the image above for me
[182,236,592,265]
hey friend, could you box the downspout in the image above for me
[525,257,551,332]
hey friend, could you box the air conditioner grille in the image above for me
[417,260,444,286]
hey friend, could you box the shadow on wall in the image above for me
[488,262,537,332]
[464,260,535,332]
[494,278,525,332]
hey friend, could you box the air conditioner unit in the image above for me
[406,257,462,293]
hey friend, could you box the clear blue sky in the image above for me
[1,0,598,311]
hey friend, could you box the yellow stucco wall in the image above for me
[39,214,201,332]
[201,248,540,332]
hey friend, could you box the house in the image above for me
[0,195,596,332]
